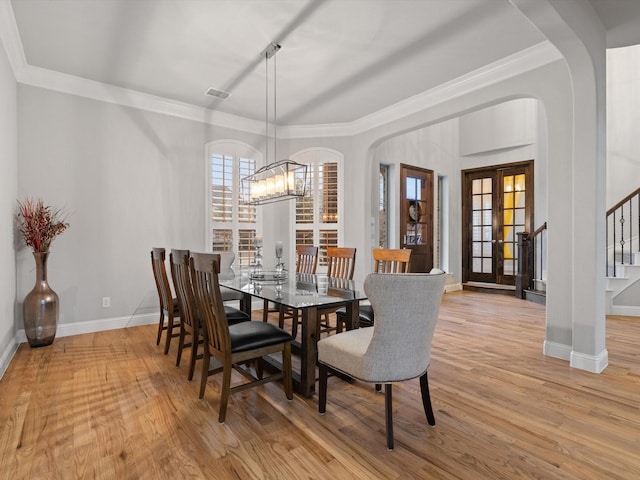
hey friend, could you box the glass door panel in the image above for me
[498,171,527,283]
[470,177,493,276]
[400,164,433,272]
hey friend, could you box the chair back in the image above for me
[218,251,235,275]
[363,272,446,381]
[372,248,411,273]
[151,248,174,313]
[190,253,231,355]
[326,247,356,279]
[296,246,318,274]
[170,249,196,330]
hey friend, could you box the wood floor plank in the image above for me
[1,291,639,479]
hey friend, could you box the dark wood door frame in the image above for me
[462,160,534,285]
[400,163,434,273]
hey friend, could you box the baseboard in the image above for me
[0,335,20,380]
[543,341,609,373]
[609,305,640,316]
[15,312,158,345]
[444,283,462,293]
[543,340,572,361]
[571,349,609,373]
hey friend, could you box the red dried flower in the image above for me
[17,197,70,252]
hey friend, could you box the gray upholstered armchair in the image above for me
[317,271,446,450]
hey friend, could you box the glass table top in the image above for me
[219,270,366,309]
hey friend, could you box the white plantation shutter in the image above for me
[207,141,261,267]
[292,150,343,271]
[211,153,233,222]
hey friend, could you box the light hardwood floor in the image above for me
[1,291,639,479]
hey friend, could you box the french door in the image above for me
[462,161,533,285]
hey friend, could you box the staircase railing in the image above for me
[516,222,547,299]
[606,187,640,277]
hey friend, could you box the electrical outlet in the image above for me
[102,297,111,308]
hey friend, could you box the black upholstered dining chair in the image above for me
[151,248,181,354]
[313,247,356,338]
[263,246,318,333]
[190,252,293,423]
[170,249,249,381]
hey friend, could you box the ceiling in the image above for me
[9,0,640,127]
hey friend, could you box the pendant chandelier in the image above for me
[240,43,307,205]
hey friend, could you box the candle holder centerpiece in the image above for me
[275,240,285,277]
[253,235,264,278]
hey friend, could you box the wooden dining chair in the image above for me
[280,247,318,330]
[151,248,181,354]
[171,249,251,381]
[190,252,293,423]
[170,249,202,381]
[335,248,411,332]
[318,271,446,450]
[263,246,318,328]
[312,247,357,338]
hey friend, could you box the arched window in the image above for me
[290,148,344,268]
[206,140,262,267]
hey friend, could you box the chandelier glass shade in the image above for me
[240,159,307,205]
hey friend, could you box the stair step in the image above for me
[524,289,546,306]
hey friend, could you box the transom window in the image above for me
[207,141,262,267]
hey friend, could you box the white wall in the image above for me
[607,44,640,206]
[458,98,547,229]
[0,36,18,376]
[16,85,264,329]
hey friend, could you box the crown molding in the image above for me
[1,0,561,140]
[0,0,27,79]
[18,64,266,135]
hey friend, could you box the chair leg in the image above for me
[163,313,174,354]
[419,372,436,426]
[156,311,165,345]
[282,342,293,400]
[176,327,185,367]
[199,348,209,399]
[218,363,233,423]
[256,358,264,380]
[318,363,328,414]
[375,383,382,392]
[336,312,344,333]
[385,384,394,450]
[263,299,270,322]
[187,332,198,381]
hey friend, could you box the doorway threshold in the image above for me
[462,282,515,296]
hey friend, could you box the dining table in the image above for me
[219,269,367,397]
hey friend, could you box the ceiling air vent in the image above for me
[205,88,231,100]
